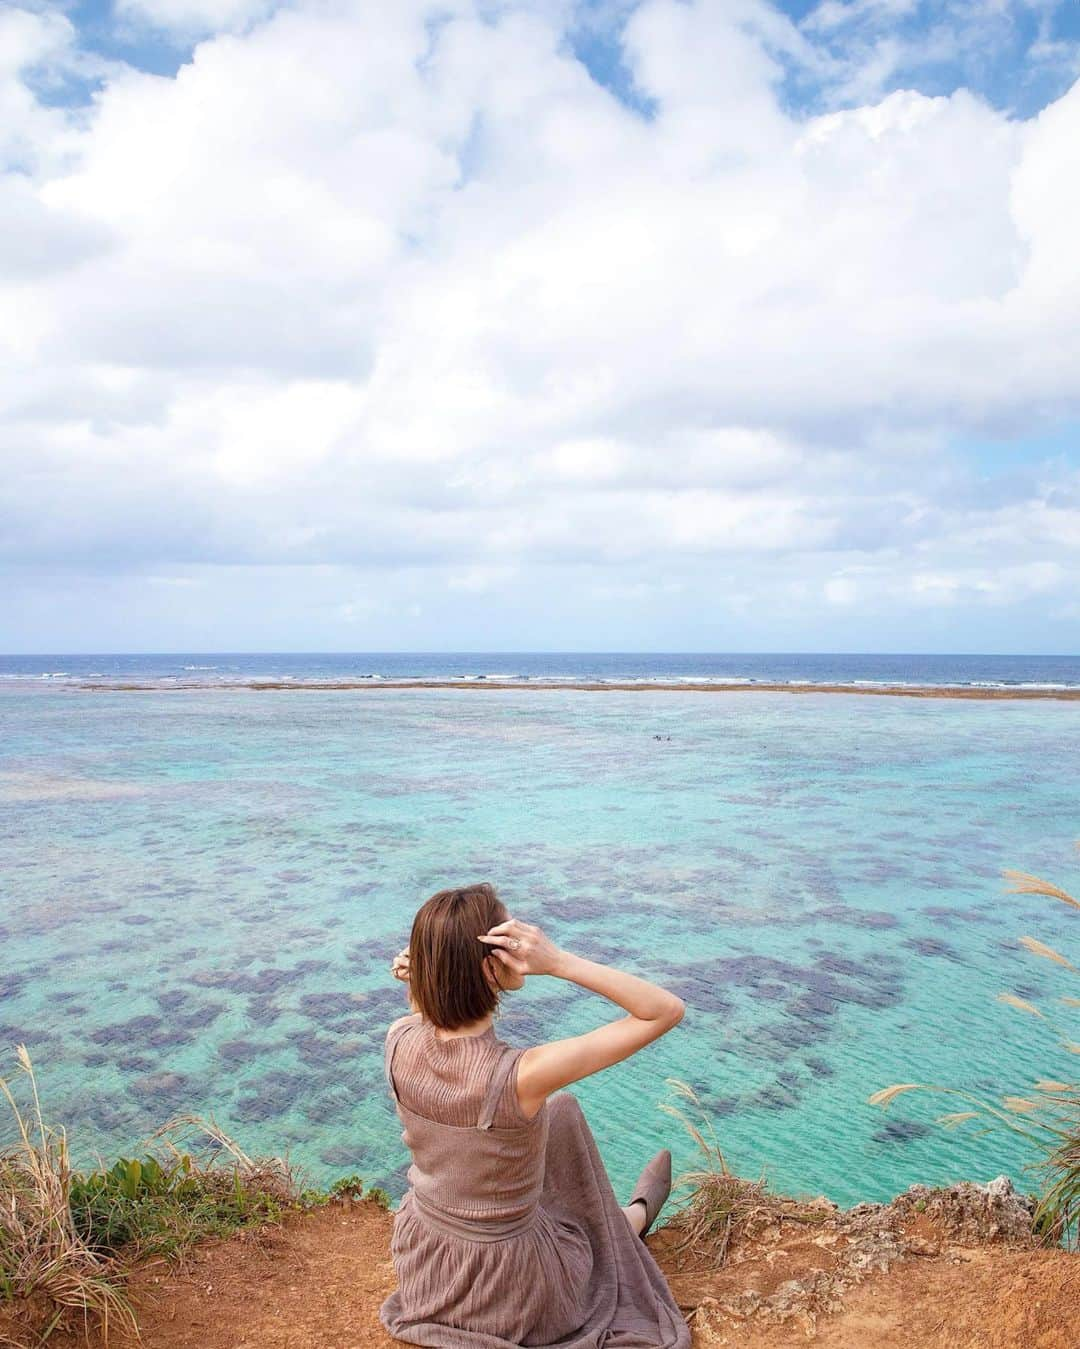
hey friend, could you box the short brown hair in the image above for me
[408,883,508,1030]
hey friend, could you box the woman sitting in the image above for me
[380,882,690,1348]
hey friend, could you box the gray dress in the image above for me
[379,1013,690,1348]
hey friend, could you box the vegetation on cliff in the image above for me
[0,1050,387,1344]
[871,854,1080,1245]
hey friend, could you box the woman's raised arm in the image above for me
[479,918,685,1120]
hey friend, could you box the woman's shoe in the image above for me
[627,1149,672,1239]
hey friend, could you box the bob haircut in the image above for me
[408,883,508,1030]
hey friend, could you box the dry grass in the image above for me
[872,851,1080,1247]
[0,1047,134,1345]
[1004,869,1080,912]
[659,1078,782,1264]
[146,1114,301,1210]
[1,1056,320,1345]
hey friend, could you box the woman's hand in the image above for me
[390,947,411,982]
[478,918,564,977]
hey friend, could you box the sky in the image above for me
[1,0,1079,654]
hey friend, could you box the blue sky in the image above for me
[54,0,1080,116]
[1,0,1079,653]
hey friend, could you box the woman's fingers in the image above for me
[483,917,534,936]
[478,933,529,951]
[490,947,528,975]
[481,919,536,942]
[480,919,548,976]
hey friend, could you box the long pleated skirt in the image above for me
[380,1092,689,1348]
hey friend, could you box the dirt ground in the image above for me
[5,1191,1076,1349]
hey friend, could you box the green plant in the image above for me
[68,1148,288,1260]
[328,1175,366,1200]
[871,850,1080,1246]
[1,1058,317,1342]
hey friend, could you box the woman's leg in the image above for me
[621,1200,648,1236]
[624,1150,672,1238]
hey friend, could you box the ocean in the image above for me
[3,650,1080,689]
[1,654,1078,1209]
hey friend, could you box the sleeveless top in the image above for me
[384,1013,551,1237]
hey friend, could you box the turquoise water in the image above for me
[1,685,1077,1209]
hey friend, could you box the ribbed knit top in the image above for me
[389,1016,533,1130]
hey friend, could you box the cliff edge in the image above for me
[5,1176,1075,1349]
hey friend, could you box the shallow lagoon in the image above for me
[1,686,1077,1207]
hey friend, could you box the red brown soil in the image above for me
[6,1198,1076,1349]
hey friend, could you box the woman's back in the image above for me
[389,1014,531,1130]
[385,1014,550,1227]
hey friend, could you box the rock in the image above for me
[890,1177,1036,1245]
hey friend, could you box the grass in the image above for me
[870,849,1080,1247]
[67,1122,295,1263]
[659,1078,785,1264]
[0,1046,133,1344]
[0,1050,389,1343]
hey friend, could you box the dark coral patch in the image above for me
[752,1081,801,1111]
[810,904,899,930]
[89,1014,164,1046]
[232,1069,315,1123]
[175,1003,225,1031]
[747,981,788,1002]
[301,1092,356,1125]
[803,1056,835,1079]
[700,1093,740,1118]
[873,1119,933,1145]
[923,905,989,927]
[218,1038,269,1064]
[319,1144,368,1169]
[767,1018,825,1051]
[659,973,734,1015]
[145,1027,196,1051]
[246,997,283,1027]
[903,936,963,961]
[786,991,838,1019]
[129,1072,194,1113]
[288,1032,364,1067]
[191,960,331,996]
[298,992,365,1020]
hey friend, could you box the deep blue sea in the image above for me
[1,653,1078,1211]
[2,650,1080,688]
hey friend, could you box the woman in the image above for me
[380,882,690,1349]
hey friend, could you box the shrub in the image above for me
[1,1054,390,1341]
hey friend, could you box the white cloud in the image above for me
[824,576,859,606]
[0,0,1078,648]
[114,0,279,38]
